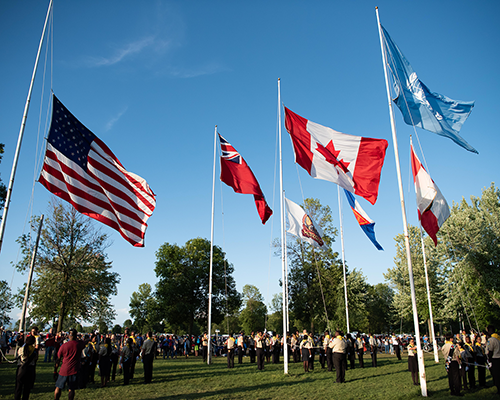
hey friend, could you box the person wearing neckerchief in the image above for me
[15,335,38,400]
[441,333,462,396]
[473,334,487,387]
[486,325,500,395]
[463,336,476,390]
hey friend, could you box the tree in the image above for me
[364,283,395,334]
[266,293,284,334]
[155,238,241,336]
[282,198,344,334]
[239,285,267,333]
[384,225,446,333]
[437,183,500,329]
[129,283,162,333]
[15,200,120,332]
[0,280,13,326]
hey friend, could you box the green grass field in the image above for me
[1,352,498,399]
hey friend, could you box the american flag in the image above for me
[39,94,156,247]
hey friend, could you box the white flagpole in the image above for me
[376,7,427,396]
[207,124,217,365]
[278,78,288,374]
[0,0,53,254]
[337,186,350,333]
[411,139,439,363]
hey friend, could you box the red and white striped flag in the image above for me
[39,94,156,247]
[410,144,450,245]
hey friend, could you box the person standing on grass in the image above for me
[369,334,377,367]
[54,329,86,400]
[98,337,112,388]
[486,325,500,395]
[346,334,356,370]
[255,332,265,371]
[300,334,312,373]
[120,338,134,385]
[474,334,487,387]
[226,333,235,368]
[141,331,156,384]
[463,336,476,390]
[248,333,255,363]
[14,335,38,400]
[356,335,364,368]
[332,331,346,383]
[407,338,419,386]
[442,333,462,397]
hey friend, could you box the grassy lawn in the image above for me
[1,352,498,399]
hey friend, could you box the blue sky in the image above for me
[1,0,498,329]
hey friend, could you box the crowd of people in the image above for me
[2,324,500,399]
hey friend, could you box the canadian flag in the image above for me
[410,144,450,245]
[284,107,388,205]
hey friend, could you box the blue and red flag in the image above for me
[343,189,383,251]
[219,134,272,224]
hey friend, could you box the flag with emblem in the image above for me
[344,189,383,250]
[284,107,388,205]
[381,25,476,153]
[285,197,328,250]
[410,143,450,246]
[39,94,156,247]
[219,133,272,224]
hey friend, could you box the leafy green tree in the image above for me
[0,280,13,326]
[384,225,446,332]
[266,293,284,333]
[336,269,370,333]
[155,238,241,336]
[112,324,122,334]
[437,183,500,328]
[364,283,394,333]
[15,200,120,332]
[129,283,161,333]
[239,284,267,333]
[282,198,344,334]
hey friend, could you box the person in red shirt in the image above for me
[54,329,86,400]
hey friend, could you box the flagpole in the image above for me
[207,124,217,365]
[376,7,427,396]
[337,186,350,333]
[0,0,53,254]
[278,78,288,375]
[410,138,439,363]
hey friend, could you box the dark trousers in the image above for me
[203,345,208,361]
[227,349,234,368]
[293,349,299,363]
[358,351,364,368]
[448,360,461,395]
[88,355,97,383]
[319,349,325,368]
[143,353,154,383]
[14,365,35,400]
[333,353,345,383]
[348,351,355,369]
[256,348,264,370]
[466,358,476,389]
[326,348,333,371]
[123,360,132,385]
[491,358,500,394]
[308,349,315,370]
[238,346,244,364]
[371,348,377,367]
[77,361,89,389]
[395,345,401,360]
[111,354,118,381]
[249,347,256,363]
[273,347,280,364]
[476,355,486,386]
[130,353,137,379]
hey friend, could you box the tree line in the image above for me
[2,179,499,337]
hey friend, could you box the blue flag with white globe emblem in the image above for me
[381,25,477,153]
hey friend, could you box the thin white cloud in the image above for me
[105,106,128,132]
[85,36,171,67]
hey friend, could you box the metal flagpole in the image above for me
[376,7,427,396]
[278,78,288,374]
[207,125,217,365]
[19,214,44,333]
[337,186,350,333]
[0,0,53,254]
